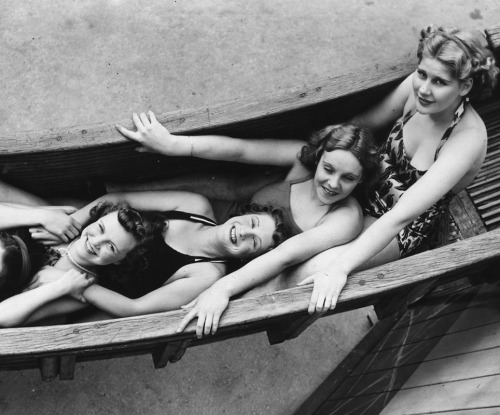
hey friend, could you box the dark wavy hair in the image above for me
[0,202,164,302]
[0,229,45,302]
[234,202,286,249]
[417,26,499,102]
[92,201,165,290]
[299,123,380,203]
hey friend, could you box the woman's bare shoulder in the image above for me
[326,196,362,218]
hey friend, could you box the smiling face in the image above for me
[413,57,472,115]
[71,211,139,267]
[314,149,363,205]
[218,212,276,259]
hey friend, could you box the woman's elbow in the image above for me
[0,315,24,328]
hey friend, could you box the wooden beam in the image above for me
[0,54,415,155]
[450,191,487,238]
[1,228,500,368]
[39,357,59,382]
[152,340,191,369]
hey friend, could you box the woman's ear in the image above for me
[460,78,473,97]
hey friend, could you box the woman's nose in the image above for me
[239,226,254,240]
[419,81,431,95]
[90,234,104,247]
[328,175,341,190]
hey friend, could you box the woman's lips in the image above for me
[418,96,433,106]
[230,226,237,244]
[85,237,96,255]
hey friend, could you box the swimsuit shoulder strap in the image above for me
[161,210,217,226]
[435,99,468,159]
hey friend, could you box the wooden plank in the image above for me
[294,285,483,415]
[292,313,400,415]
[0,55,415,155]
[332,346,500,399]
[1,228,500,365]
[486,24,500,52]
[152,340,191,368]
[321,392,397,415]
[267,313,324,345]
[404,347,500,390]
[39,357,59,382]
[381,283,500,350]
[351,320,500,376]
[59,355,76,380]
[423,410,500,415]
[449,191,487,238]
[378,374,500,414]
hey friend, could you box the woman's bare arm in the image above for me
[82,262,225,317]
[302,126,487,313]
[350,74,413,132]
[0,269,92,327]
[116,111,305,167]
[177,198,364,337]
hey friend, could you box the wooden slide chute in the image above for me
[0,23,498,381]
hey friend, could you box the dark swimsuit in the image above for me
[100,210,226,298]
[364,100,467,257]
[210,176,312,239]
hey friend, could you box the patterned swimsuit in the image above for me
[364,100,467,257]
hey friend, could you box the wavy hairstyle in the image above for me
[234,202,286,249]
[299,123,380,202]
[0,229,45,302]
[417,26,499,102]
[92,201,165,286]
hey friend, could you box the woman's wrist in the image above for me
[212,278,234,297]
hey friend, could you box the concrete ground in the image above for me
[1,1,499,414]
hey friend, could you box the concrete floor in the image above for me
[1,1,500,414]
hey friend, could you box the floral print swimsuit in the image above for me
[364,100,467,258]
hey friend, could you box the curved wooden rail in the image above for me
[1,229,499,372]
[0,23,498,381]
[0,55,415,198]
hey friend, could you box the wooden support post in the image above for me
[152,340,191,369]
[449,191,487,238]
[39,357,59,381]
[59,355,77,380]
[267,313,323,345]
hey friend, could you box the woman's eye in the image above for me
[253,237,257,249]
[417,70,425,78]
[435,79,446,86]
[108,243,115,252]
[98,224,104,232]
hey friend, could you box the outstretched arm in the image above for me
[350,74,413,132]
[69,189,214,225]
[0,269,93,327]
[30,190,215,246]
[301,127,487,313]
[177,199,363,337]
[0,203,81,243]
[81,262,225,317]
[116,111,304,167]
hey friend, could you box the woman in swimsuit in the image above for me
[58,190,285,318]
[280,25,499,314]
[116,117,379,337]
[0,201,160,327]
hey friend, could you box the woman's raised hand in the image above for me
[30,206,82,245]
[116,111,178,155]
[26,267,95,303]
[61,269,96,303]
[297,269,348,314]
[177,285,231,338]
